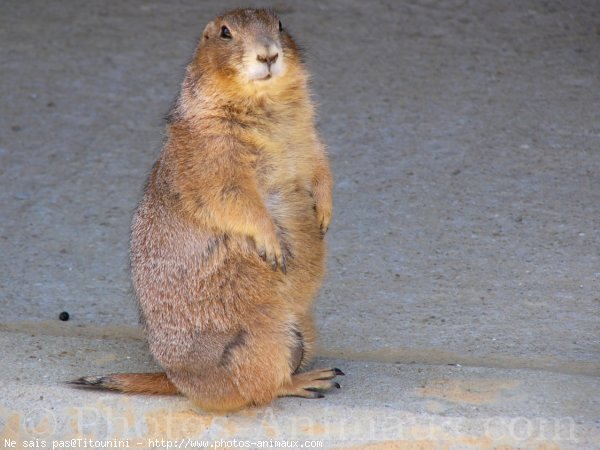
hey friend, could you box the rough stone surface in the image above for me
[0,0,598,448]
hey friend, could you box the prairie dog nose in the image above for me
[257,51,279,68]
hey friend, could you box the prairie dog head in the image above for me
[197,9,303,91]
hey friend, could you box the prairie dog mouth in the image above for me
[257,73,272,81]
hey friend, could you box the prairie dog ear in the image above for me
[202,21,216,42]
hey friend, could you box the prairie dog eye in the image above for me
[278,21,283,32]
[220,25,232,39]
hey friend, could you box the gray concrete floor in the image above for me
[0,0,599,448]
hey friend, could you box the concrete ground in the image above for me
[1,0,599,448]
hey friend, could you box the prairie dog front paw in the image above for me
[253,219,287,273]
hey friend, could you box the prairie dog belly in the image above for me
[263,180,319,238]
[262,182,326,306]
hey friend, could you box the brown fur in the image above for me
[71,373,178,395]
[71,9,341,412]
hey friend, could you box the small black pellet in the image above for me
[59,311,70,321]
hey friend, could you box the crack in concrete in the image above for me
[2,321,598,377]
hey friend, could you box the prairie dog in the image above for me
[72,8,340,412]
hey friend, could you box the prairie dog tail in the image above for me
[69,372,178,395]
